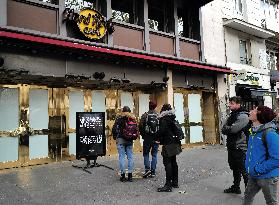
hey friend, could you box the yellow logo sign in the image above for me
[77,9,107,40]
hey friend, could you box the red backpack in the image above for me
[123,117,139,140]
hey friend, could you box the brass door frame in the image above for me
[173,88,204,146]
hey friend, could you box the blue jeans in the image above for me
[117,143,134,174]
[143,141,159,173]
[243,177,279,205]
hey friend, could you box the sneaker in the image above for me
[157,185,172,192]
[150,170,156,178]
[150,173,156,178]
[172,184,179,188]
[120,173,126,182]
[143,170,152,178]
[224,186,241,194]
[128,173,133,182]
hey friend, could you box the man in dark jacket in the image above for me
[139,101,160,178]
[112,106,135,182]
[222,96,249,194]
[243,106,279,205]
[157,104,182,192]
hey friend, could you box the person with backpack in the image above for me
[112,106,139,182]
[222,96,250,194]
[139,101,160,178]
[157,103,182,192]
[243,106,279,205]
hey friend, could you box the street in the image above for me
[0,145,265,205]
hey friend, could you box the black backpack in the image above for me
[145,113,159,134]
[172,120,184,140]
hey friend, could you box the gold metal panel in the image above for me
[0,84,151,169]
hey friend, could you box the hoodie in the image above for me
[245,122,279,178]
[112,111,136,145]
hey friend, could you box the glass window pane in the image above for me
[112,10,130,23]
[0,137,18,162]
[92,91,106,112]
[174,93,184,123]
[29,135,48,159]
[240,40,247,64]
[69,133,76,155]
[138,94,149,145]
[139,94,149,116]
[29,89,48,129]
[0,88,19,131]
[65,0,94,11]
[69,91,84,129]
[190,126,203,143]
[120,92,134,111]
[188,94,202,123]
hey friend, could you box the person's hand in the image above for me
[155,141,160,144]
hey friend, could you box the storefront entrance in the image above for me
[0,85,155,169]
[173,89,218,147]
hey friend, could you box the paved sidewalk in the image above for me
[0,145,266,205]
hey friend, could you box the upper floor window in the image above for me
[111,0,143,26]
[39,0,58,4]
[148,0,174,33]
[148,19,159,31]
[235,0,243,14]
[239,40,251,65]
[38,0,58,4]
[177,4,200,40]
[112,10,130,23]
[267,50,278,70]
[65,0,94,11]
[178,17,183,36]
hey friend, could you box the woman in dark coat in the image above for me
[157,104,182,192]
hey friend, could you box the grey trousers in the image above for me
[243,177,279,205]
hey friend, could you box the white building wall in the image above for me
[201,0,228,145]
[262,1,279,33]
[246,0,262,27]
[201,0,226,66]
[201,0,277,139]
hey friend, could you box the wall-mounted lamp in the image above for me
[18,69,29,75]
[65,74,90,81]
[122,78,130,83]
[110,77,121,83]
[163,76,169,83]
[121,73,130,83]
[150,81,167,90]
[65,74,75,79]
[93,72,105,80]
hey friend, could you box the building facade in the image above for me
[202,0,279,115]
[0,0,230,169]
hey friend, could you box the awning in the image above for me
[251,89,277,97]
[0,29,232,74]
[223,18,275,39]
[270,70,279,82]
[236,84,277,97]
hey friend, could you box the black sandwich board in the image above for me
[76,112,106,160]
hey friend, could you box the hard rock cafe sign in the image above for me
[63,8,114,40]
